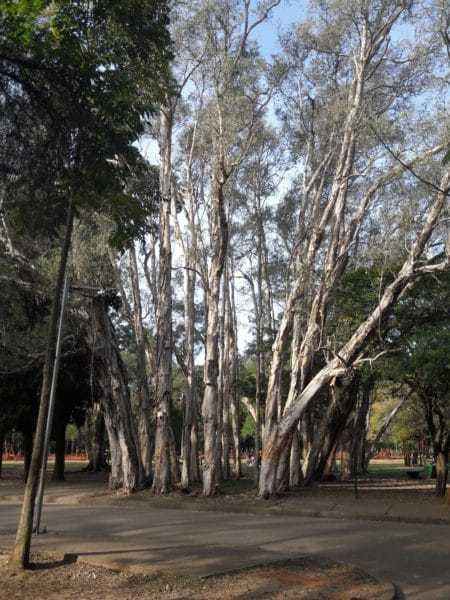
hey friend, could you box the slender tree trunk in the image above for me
[129,245,154,483]
[169,427,180,484]
[216,274,226,481]
[340,432,352,481]
[323,445,337,480]
[180,392,191,489]
[189,418,200,482]
[229,267,241,478]
[289,426,301,488]
[11,200,74,568]
[220,266,232,480]
[181,253,200,486]
[0,429,4,478]
[350,381,372,476]
[91,406,106,472]
[202,174,228,496]
[435,450,448,497]
[180,269,192,490]
[85,401,106,472]
[153,104,177,494]
[103,404,123,490]
[253,205,264,480]
[23,431,33,483]
[52,419,66,481]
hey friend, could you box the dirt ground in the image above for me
[0,552,392,600]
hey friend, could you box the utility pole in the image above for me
[33,272,70,534]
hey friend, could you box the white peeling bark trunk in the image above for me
[129,246,154,483]
[202,175,228,496]
[92,297,141,495]
[153,105,177,494]
[103,408,123,490]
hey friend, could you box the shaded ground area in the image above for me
[0,461,107,504]
[0,552,393,600]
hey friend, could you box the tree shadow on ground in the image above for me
[29,553,77,571]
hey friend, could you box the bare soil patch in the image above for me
[0,552,392,600]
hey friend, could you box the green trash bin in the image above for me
[425,464,436,478]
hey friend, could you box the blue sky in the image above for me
[257,0,306,59]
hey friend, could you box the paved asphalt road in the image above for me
[0,503,449,599]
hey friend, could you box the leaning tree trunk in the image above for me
[11,199,74,568]
[258,170,450,498]
[259,39,370,499]
[153,104,177,495]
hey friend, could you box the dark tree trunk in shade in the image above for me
[0,430,4,478]
[23,431,33,484]
[85,402,107,472]
[302,380,357,485]
[92,407,106,472]
[350,381,372,476]
[289,428,302,488]
[52,419,66,481]
[435,451,448,497]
